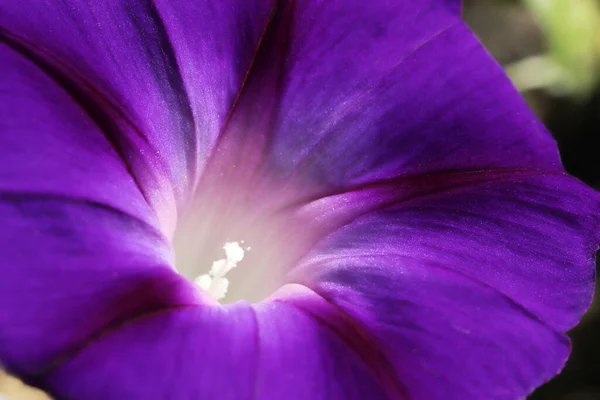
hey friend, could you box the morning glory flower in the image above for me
[0,1,598,399]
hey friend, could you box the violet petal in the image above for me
[292,175,600,399]
[44,297,391,400]
[0,43,202,382]
[0,0,274,231]
[261,7,560,188]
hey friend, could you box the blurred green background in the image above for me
[1,1,599,399]
[465,0,600,398]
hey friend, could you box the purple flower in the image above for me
[0,1,598,399]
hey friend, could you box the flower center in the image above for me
[171,160,343,304]
[171,189,308,304]
[193,241,249,301]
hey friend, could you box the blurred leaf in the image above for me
[522,0,600,98]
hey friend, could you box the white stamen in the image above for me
[195,274,213,291]
[194,241,246,301]
[224,241,245,263]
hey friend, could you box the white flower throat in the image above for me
[194,241,250,301]
[172,191,313,304]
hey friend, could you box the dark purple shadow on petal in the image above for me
[192,0,293,198]
[124,0,197,192]
[280,167,568,229]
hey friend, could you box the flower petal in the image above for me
[0,43,200,382]
[0,0,274,229]
[240,3,562,188]
[44,304,259,400]
[0,0,275,386]
[297,256,570,400]
[252,296,391,399]
[43,294,391,400]
[297,172,600,330]
[291,174,600,399]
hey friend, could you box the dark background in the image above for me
[465,0,600,398]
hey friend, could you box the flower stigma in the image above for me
[193,241,249,301]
